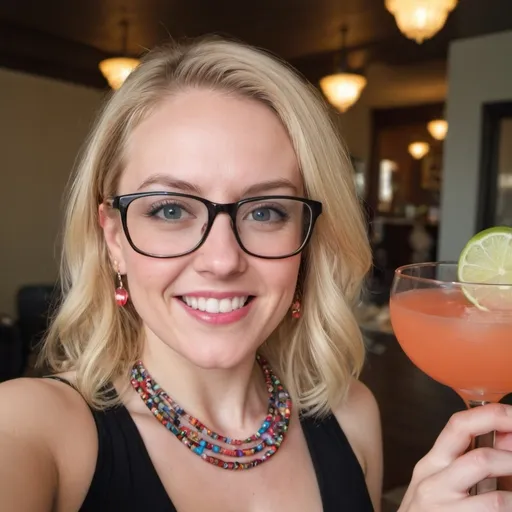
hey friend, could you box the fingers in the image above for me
[495,431,512,451]
[420,404,512,474]
[402,488,512,511]
[402,405,512,510]
[495,432,512,490]
[455,491,512,511]
[426,448,512,495]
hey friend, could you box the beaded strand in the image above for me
[130,354,292,470]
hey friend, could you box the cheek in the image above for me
[124,251,187,297]
[262,257,301,297]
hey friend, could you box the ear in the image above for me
[98,203,126,273]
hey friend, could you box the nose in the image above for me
[193,213,247,277]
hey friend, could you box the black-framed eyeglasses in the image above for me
[105,192,322,259]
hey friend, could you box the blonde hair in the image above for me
[41,36,372,417]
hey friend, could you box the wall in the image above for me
[2,60,442,317]
[497,118,512,225]
[0,68,104,316]
[439,30,512,260]
[336,60,447,164]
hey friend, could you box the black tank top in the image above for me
[47,377,374,511]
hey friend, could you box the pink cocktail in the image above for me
[391,287,512,403]
[389,262,512,494]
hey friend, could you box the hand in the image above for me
[399,403,512,511]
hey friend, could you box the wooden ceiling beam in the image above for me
[0,20,108,87]
[0,20,449,89]
[291,34,449,85]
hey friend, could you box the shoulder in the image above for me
[0,374,93,430]
[0,375,85,431]
[334,378,380,430]
[333,379,381,472]
[0,374,98,460]
[332,379,383,509]
[0,376,98,511]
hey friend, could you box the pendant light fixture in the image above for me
[99,19,140,90]
[408,141,430,159]
[385,0,458,44]
[427,119,448,140]
[319,26,367,113]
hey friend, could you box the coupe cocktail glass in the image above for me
[390,262,512,494]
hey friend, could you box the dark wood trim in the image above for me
[366,103,445,213]
[291,34,449,86]
[0,20,110,88]
[0,16,450,90]
[477,101,512,230]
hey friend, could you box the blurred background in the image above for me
[0,1,511,509]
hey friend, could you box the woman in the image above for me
[1,37,512,512]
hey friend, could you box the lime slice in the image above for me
[458,226,512,310]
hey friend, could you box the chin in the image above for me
[176,337,258,371]
[142,298,281,370]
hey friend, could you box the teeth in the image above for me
[219,298,232,313]
[206,298,219,313]
[182,296,248,313]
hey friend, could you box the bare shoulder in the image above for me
[0,376,98,511]
[0,375,79,431]
[0,374,98,462]
[332,378,383,511]
[334,378,381,431]
[0,373,92,433]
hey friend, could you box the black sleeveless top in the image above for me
[48,377,374,511]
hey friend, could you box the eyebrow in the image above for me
[137,174,298,197]
[242,179,298,197]
[137,174,201,194]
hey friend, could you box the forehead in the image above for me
[118,89,301,199]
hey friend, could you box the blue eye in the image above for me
[160,204,183,220]
[249,206,287,222]
[146,202,190,221]
[251,208,272,221]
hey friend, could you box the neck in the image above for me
[137,333,268,438]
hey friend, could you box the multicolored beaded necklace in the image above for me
[130,354,292,470]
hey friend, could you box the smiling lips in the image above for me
[177,293,254,325]
[181,295,250,314]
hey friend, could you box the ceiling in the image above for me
[0,0,511,89]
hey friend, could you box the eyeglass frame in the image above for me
[104,191,323,260]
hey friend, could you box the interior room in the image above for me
[1,1,512,510]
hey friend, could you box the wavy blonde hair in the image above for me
[41,37,372,417]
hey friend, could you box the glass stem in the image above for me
[467,400,497,495]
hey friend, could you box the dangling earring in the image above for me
[114,261,129,307]
[291,294,301,319]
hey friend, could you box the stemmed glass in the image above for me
[389,262,512,494]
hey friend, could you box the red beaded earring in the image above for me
[114,261,129,307]
[291,295,301,319]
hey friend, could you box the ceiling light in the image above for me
[427,119,448,141]
[99,57,140,90]
[385,0,458,44]
[99,19,140,90]
[320,26,367,112]
[408,142,430,159]
[319,73,367,113]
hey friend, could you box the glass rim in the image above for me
[394,261,512,289]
